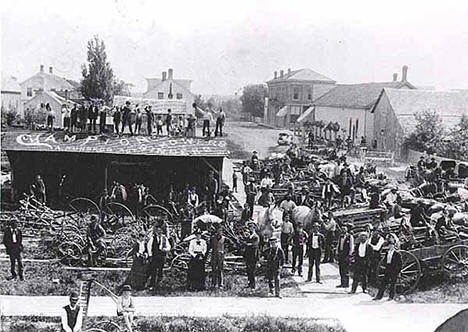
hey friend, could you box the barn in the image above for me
[1,131,228,207]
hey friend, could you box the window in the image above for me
[293,87,300,100]
[176,93,183,100]
[157,92,164,99]
[307,88,312,100]
[27,87,32,97]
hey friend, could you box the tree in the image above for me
[240,84,267,118]
[441,114,468,160]
[404,109,444,154]
[80,35,115,104]
[113,79,133,97]
[1,107,18,126]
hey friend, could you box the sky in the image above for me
[2,0,468,95]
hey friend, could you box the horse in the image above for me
[256,205,283,247]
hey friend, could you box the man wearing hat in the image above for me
[350,232,372,293]
[147,225,171,290]
[368,227,385,284]
[3,219,24,280]
[243,224,259,289]
[336,224,354,288]
[306,223,325,283]
[322,178,338,209]
[210,226,226,288]
[245,177,257,219]
[121,101,134,135]
[61,291,82,332]
[264,237,285,298]
[409,200,429,227]
[322,211,337,263]
[291,222,308,276]
[373,234,402,301]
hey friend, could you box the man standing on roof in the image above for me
[202,108,214,137]
[61,291,83,332]
[121,101,134,135]
[214,108,226,137]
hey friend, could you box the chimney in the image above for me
[162,71,167,81]
[168,68,173,80]
[40,65,44,73]
[274,71,277,79]
[49,66,53,74]
[393,73,398,82]
[280,70,284,78]
[401,65,408,82]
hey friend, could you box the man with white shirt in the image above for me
[322,178,338,209]
[350,232,372,293]
[296,186,311,207]
[306,223,325,283]
[367,228,385,284]
[373,235,402,300]
[61,291,82,332]
[279,195,297,218]
[202,109,214,137]
[322,212,337,263]
[147,225,171,290]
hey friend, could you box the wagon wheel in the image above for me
[58,241,84,266]
[377,250,421,294]
[142,205,174,225]
[103,202,135,228]
[169,253,191,270]
[93,320,123,332]
[69,197,101,216]
[124,248,134,268]
[442,245,468,278]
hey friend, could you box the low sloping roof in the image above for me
[24,90,74,107]
[20,71,74,91]
[382,88,468,133]
[1,132,228,157]
[268,68,335,83]
[313,81,414,109]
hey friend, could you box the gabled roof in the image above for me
[313,81,415,109]
[1,74,21,93]
[20,71,74,91]
[376,88,468,133]
[24,90,75,107]
[267,68,335,83]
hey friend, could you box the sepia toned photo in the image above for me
[0,1,467,331]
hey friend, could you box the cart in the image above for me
[377,239,468,294]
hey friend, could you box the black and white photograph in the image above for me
[1,1,468,331]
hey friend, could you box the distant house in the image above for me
[20,65,79,103]
[142,68,195,114]
[299,66,415,143]
[23,90,76,127]
[1,74,22,117]
[372,88,468,158]
[265,68,336,127]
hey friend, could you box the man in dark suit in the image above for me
[243,224,259,289]
[147,225,171,290]
[3,220,24,280]
[146,105,154,136]
[306,223,325,283]
[295,186,311,207]
[350,232,372,293]
[264,237,285,298]
[245,177,257,219]
[291,222,308,276]
[374,235,402,300]
[121,101,134,135]
[336,224,354,288]
[322,178,338,209]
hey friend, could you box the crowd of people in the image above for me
[39,100,227,138]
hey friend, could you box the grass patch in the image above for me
[1,315,347,332]
[0,261,303,297]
